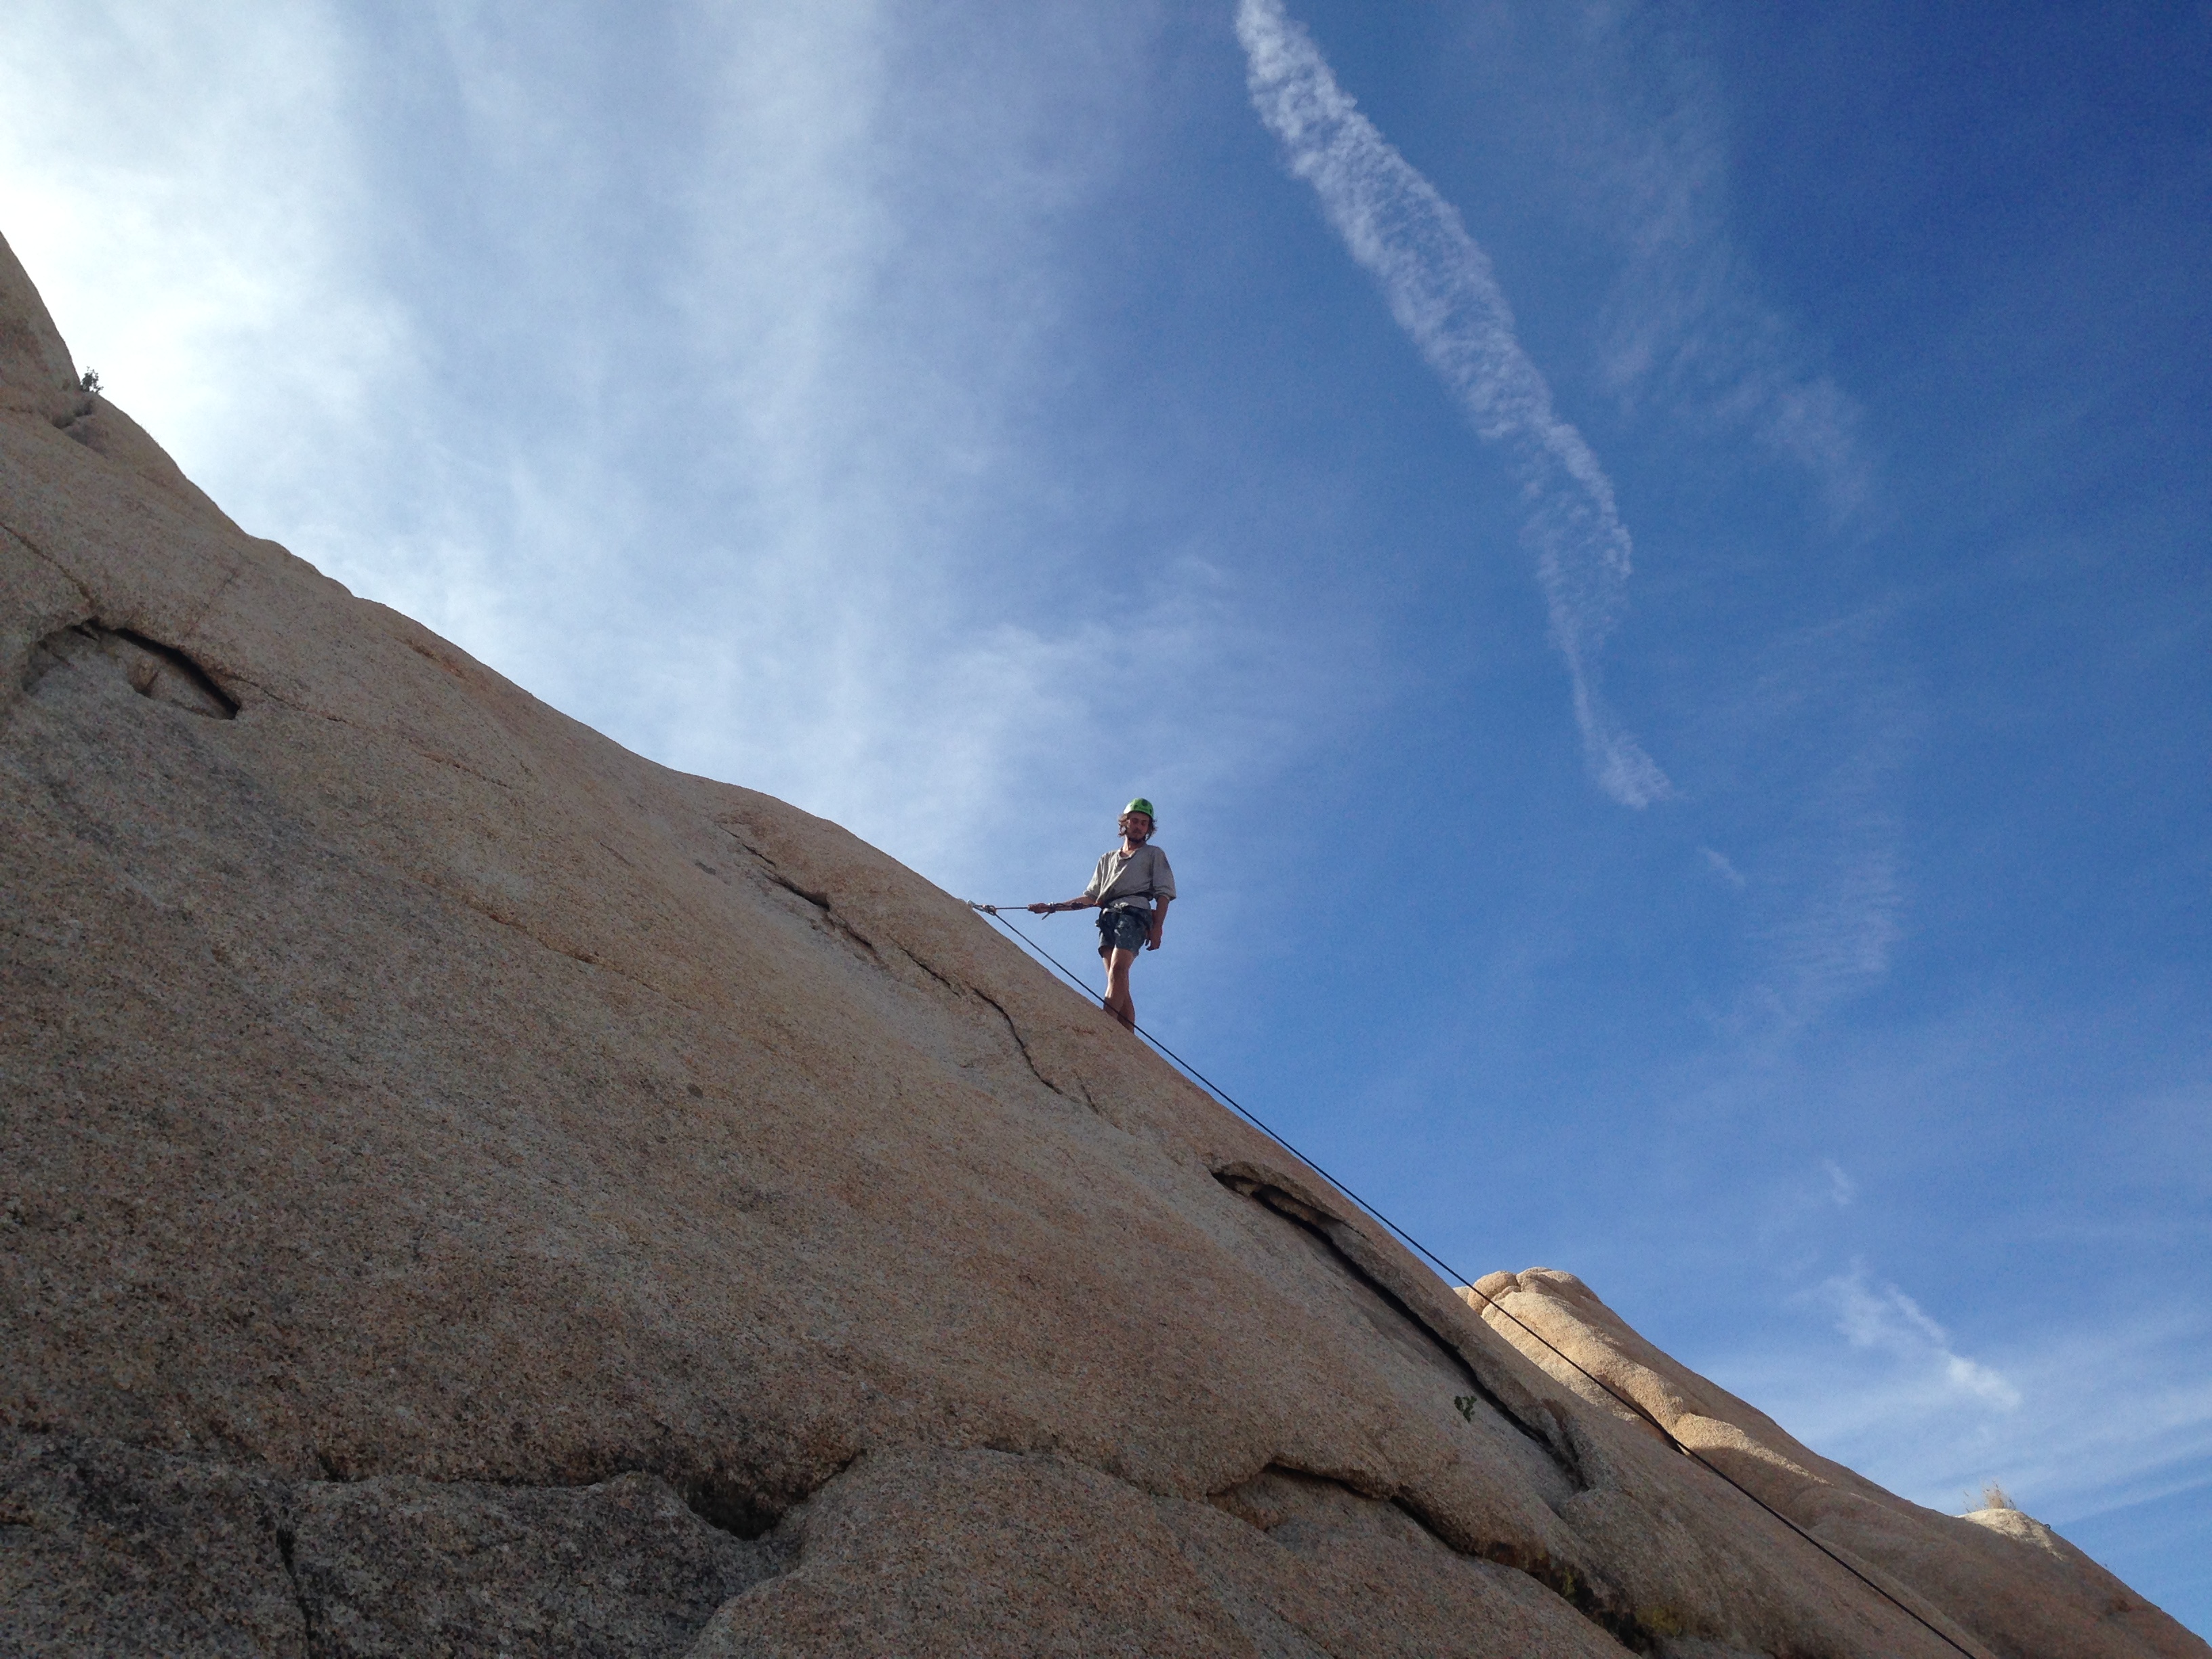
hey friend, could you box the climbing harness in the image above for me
[966,899,1984,1659]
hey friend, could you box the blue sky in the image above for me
[4,0,2207,1630]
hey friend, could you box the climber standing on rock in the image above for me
[1030,799,1175,1032]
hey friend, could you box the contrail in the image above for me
[1236,0,1671,807]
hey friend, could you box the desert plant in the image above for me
[1980,1481,2017,1511]
[79,368,100,394]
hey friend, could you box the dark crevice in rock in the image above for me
[289,1437,811,1545]
[894,940,958,993]
[767,872,884,958]
[110,626,239,716]
[709,827,1029,1046]
[273,1519,318,1642]
[23,620,238,718]
[765,870,834,913]
[1225,1169,1601,1494]
[403,635,473,683]
[181,668,326,716]
[1213,1169,1576,1477]
[968,983,1084,1108]
[672,1469,803,1543]
[696,1446,866,1545]
[1540,1406,1606,1498]
[1385,1488,1635,1643]
[718,827,888,964]
[1213,1465,1643,1654]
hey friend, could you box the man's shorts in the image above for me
[1096,905,1151,956]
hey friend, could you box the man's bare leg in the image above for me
[1103,946,1139,1030]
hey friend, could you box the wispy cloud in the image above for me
[1235,0,1670,808]
[1729,1281,2212,1528]
[1824,1265,2021,1409]
[1701,845,1748,888]
[1744,827,1902,1031]
[1822,1158,1856,1207]
[1562,4,1872,518]
[1698,610,1913,1038]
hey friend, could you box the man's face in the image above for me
[1122,813,1153,843]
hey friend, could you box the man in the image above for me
[1030,798,1175,1032]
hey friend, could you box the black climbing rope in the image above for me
[968,899,1983,1659]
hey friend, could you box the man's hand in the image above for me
[1146,928,1163,951]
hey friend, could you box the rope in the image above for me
[971,901,1982,1659]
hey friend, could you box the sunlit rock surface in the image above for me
[3,230,2203,1658]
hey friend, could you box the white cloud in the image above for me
[1822,1158,1855,1207]
[1565,3,1872,518]
[1732,1285,2212,1528]
[1235,0,1671,809]
[1824,1266,2021,1409]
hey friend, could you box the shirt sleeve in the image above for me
[1148,847,1176,902]
[1080,854,1109,903]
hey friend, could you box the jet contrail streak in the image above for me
[1236,0,1672,807]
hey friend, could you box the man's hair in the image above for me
[1118,810,1155,834]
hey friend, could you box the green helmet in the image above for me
[1122,797,1156,821]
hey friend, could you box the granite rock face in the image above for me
[1,228,2203,1658]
